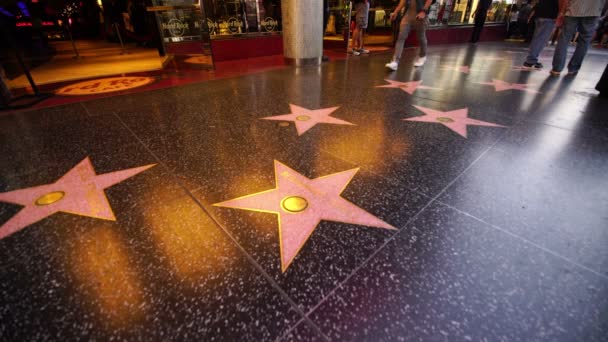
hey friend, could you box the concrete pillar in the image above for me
[281,0,323,66]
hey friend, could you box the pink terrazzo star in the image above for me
[482,56,507,61]
[261,104,354,136]
[441,65,471,74]
[214,161,395,271]
[376,79,441,94]
[0,157,155,240]
[404,105,506,138]
[477,79,540,93]
[512,66,542,72]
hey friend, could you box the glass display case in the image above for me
[202,0,281,37]
[148,0,213,67]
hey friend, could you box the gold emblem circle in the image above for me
[35,191,65,206]
[295,115,311,121]
[437,117,455,123]
[280,196,308,213]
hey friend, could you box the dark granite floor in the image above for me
[1,42,607,341]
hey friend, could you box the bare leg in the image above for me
[359,28,365,50]
[352,26,360,49]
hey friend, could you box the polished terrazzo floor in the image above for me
[1,42,608,341]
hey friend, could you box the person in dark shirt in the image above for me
[470,0,493,43]
[523,0,559,68]
[517,2,533,39]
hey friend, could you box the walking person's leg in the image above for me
[471,15,482,42]
[571,31,579,43]
[567,16,599,74]
[386,16,411,69]
[359,28,370,53]
[551,27,559,44]
[413,17,429,66]
[552,16,578,74]
[524,18,556,67]
[595,63,608,97]
[357,25,364,50]
[472,13,487,43]
[520,20,528,39]
[393,17,411,62]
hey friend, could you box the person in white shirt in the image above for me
[351,0,371,55]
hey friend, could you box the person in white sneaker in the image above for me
[352,0,370,55]
[386,0,432,70]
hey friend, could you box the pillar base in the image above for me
[284,57,321,67]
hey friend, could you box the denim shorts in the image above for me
[356,17,368,29]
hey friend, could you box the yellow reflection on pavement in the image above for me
[146,197,235,282]
[71,226,145,328]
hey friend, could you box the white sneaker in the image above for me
[385,61,398,71]
[359,48,370,54]
[351,49,360,56]
[413,56,426,67]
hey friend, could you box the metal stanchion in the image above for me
[65,24,81,59]
[345,1,353,52]
[0,17,52,110]
[113,23,129,55]
[15,49,40,96]
[0,67,12,107]
[0,50,53,111]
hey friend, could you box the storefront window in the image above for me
[448,0,512,25]
[371,0,513,27]
[257,0,281,32]
[370,0,393,29]
[431,0,457,26]
[448,0,467,23]
[152,0,207,43]
[202,0,281,37]
[487,1,510,23]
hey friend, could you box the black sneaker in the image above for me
[523,62,543,69]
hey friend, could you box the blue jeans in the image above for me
[552,16,599,72]
[525,18,556,64]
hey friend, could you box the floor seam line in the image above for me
[434,199,608,280]
[521,118,588,133]
[79,102,93,117]
[274,317,306,342]
[301,195,437,319]
[112,112,327,339]
[304,132,504,319]
[274,317,331,342]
